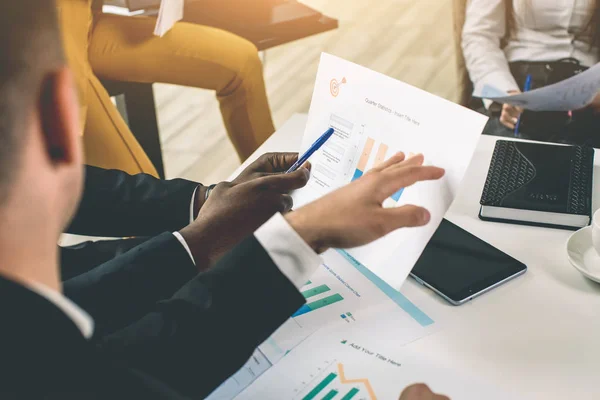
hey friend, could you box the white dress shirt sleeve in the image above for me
[189,186,198,223]
[168,186,201,266]
[173,231,196,266]
[174,212,322,288]
[462,0,519,107]
[254,213,322,289]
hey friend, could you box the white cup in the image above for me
[592,209,600,256]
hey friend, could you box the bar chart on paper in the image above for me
[296,113,415,210]
[293,284,345,317]
[257,276,361,365]
[206,255,365,400]
[296,361,377,400]
[208,250,437,400]
[351,136,406,203]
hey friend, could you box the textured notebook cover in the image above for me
[480,140,594,216]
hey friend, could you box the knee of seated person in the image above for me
[218,38,263,95]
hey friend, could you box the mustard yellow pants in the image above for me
[58,0,275,176]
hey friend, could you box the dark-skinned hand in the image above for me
[181,152,310,269]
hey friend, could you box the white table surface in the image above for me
[230,113,600,399]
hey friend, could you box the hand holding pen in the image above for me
[286,127,335,173]
[513,74,532,137]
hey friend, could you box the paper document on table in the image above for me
[153,0,183,37]
[292,53,487,288]
[475,62,600,111]
[235,324,518,400]
[206,249,440,400]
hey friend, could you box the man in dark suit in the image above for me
[61,152,307,280]
[0,1,449,399]
[62,154,308,337]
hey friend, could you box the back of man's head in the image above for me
[0,0,66,204]
[0,0,84,260]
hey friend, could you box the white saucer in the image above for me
[566,226,600,283]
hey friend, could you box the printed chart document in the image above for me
[236,326,517,400]
[293,53,487,288]
[476,62,600,111]
[205,250,441,400]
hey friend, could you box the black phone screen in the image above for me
[411,219,526,303]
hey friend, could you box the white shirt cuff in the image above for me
[190,186,199,223]
[254,213,322,289]
[173,231,196,266]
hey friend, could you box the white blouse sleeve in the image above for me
[462,0,519,106]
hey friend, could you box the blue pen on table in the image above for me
[514,74,532,137]
[286,127,335,173]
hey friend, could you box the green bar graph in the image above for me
[341,388,360,400]
[307,293,344,311]
[302,373,337,400]
[322,389,339,400]
[301,284,331,299]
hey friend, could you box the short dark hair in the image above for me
[0,0,64,203]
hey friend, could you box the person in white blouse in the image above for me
[462,0,600,145]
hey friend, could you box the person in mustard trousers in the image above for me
[57,0,275,176]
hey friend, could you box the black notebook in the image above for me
[479,140,594,230]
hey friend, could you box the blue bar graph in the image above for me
[351,169,364,181]
[391,188,404,202]
[293,293,344,317]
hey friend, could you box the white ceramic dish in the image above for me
[567,226,600,284]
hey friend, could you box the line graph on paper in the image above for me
[293,360,377,400]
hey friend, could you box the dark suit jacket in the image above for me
[69,165,200,238]
[63,233,198,338]
[0,236,305,399]
[60,166,200,279]
[60,166,201,336]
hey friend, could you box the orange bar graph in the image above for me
[356,138,375,172]
[337,363,377,400]
[374,143,389,167]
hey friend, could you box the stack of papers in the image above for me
[206,249,442,399]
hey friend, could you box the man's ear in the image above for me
[38,67,81,166]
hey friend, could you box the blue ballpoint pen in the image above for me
[286,127,335,173]
[514,74,532,137]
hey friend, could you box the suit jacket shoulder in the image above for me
[0,275,194,400]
